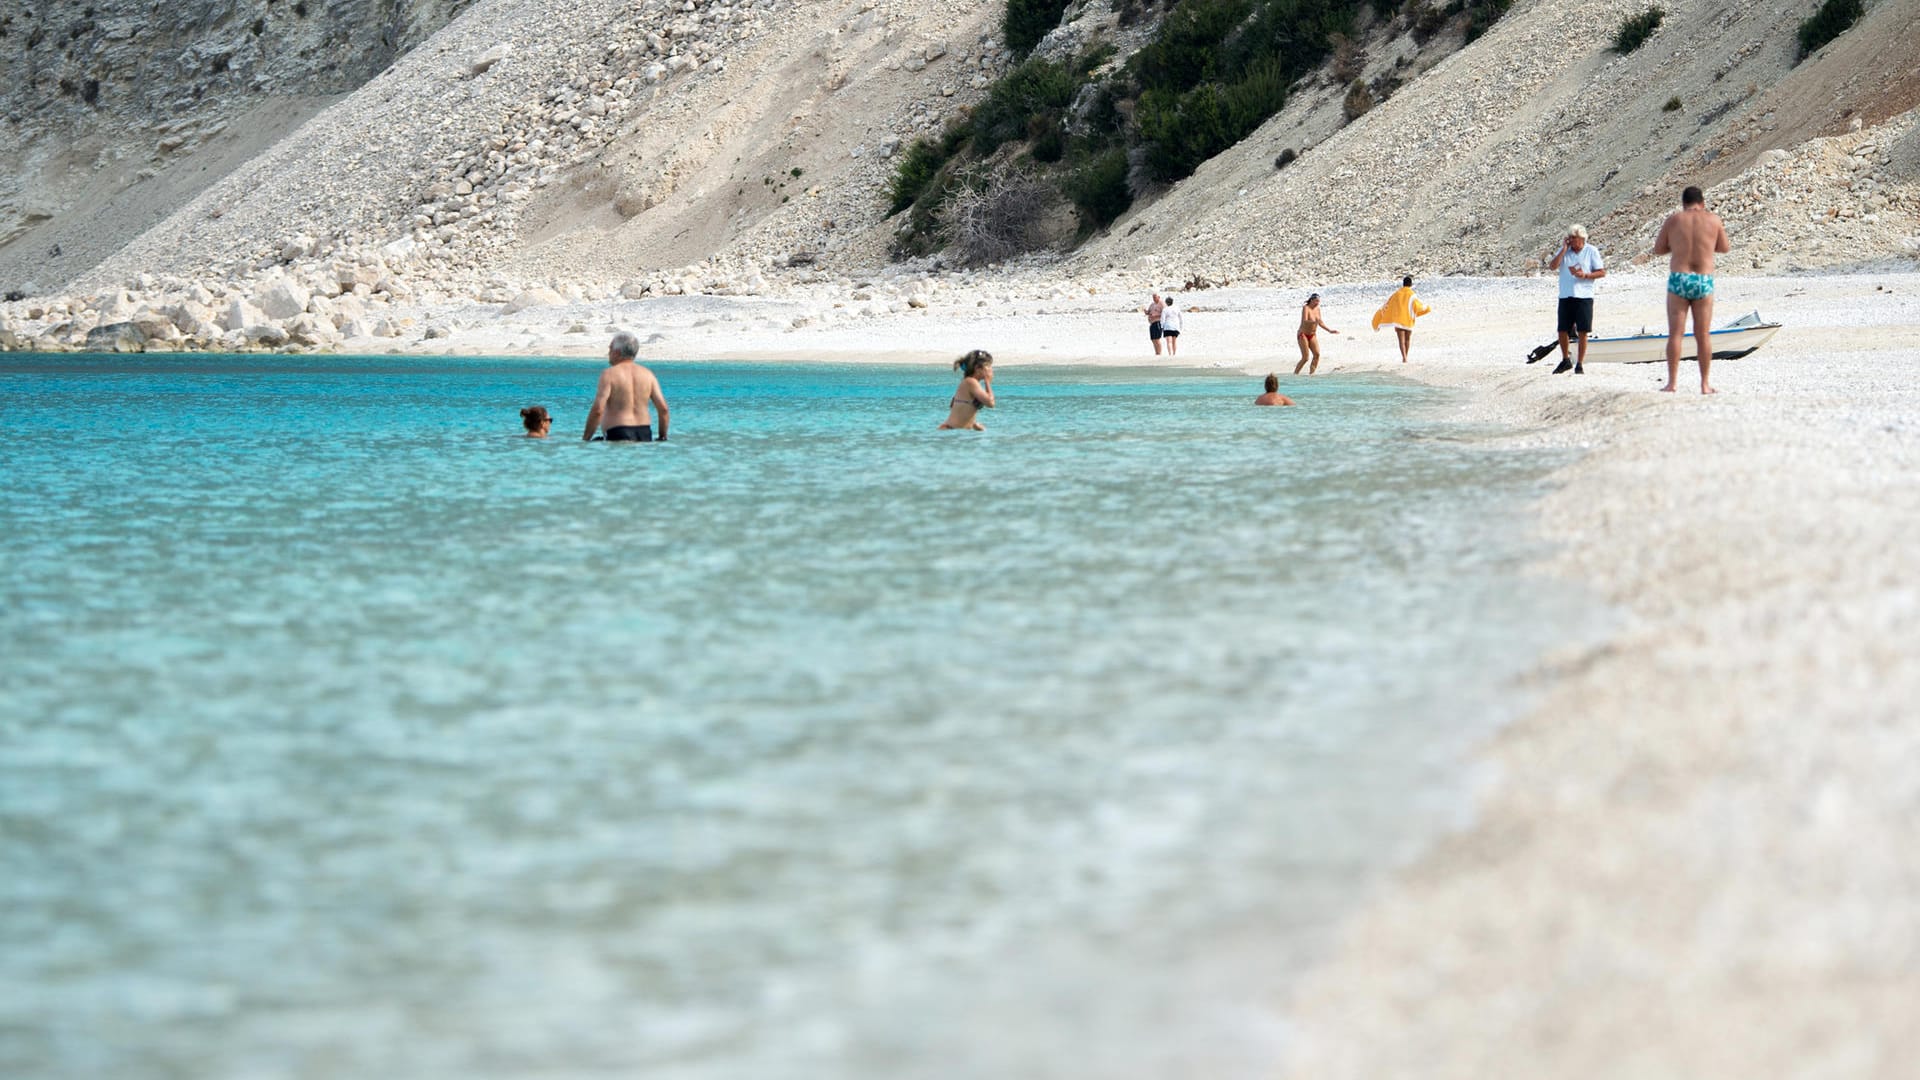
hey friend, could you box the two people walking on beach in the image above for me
[1548,225,1606,374]
[1371,276,1431,362]
[1654,185,1732,394]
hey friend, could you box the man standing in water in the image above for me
[584,331,671,441]
[1653,185,1732,394]
[1547,224,1605,375]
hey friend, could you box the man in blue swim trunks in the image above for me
[1653,185,1732,394]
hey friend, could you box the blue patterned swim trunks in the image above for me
[1667,271,1715,300]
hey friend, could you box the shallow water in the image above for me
[0,356,1577,1079]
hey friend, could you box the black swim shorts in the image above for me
[1149,321,1164,339]
[605,425,653,442]
[1557,297,1594,335]
[1163,329,1180,338]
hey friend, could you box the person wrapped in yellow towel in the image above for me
[1371,275,1432,363]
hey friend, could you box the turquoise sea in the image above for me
[0,355,1578,1079]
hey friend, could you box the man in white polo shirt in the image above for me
[1548,224,1606,374]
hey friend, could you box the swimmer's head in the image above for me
[521,405,550,432]
[608,331,640,362]
[955,349,993,378]
[1682,185,1705,206]
[1264,373,1279,393]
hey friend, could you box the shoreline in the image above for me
[8,270,1916,1071]
[1273,274,1920,1075]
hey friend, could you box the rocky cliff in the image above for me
[0,0,471,291]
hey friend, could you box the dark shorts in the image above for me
[1163,329,1180,338]
[1557,297,1594,335]
[605,425,653,442]
[1149,321,1164,339]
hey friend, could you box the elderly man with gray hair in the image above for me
[1547,223,1606,374]
[584,331,670,441]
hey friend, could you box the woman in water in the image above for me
[521,405,553,438]
[939,350,996,430]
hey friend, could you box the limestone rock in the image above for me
[286,314,339,347]
[470,44,511,76]
[95,291,140,322]
[504,287,566,313]
[85,322,147,353]
[218,298,272,332]
[256,280,311,321]
[245,323,292,348]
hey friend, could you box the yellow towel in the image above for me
[1371,287,1432,331]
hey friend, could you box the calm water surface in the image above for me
[0,356,1578,1079]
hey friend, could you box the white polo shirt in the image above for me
[1558,244,1604,299]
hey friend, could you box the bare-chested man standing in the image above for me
[584,331,670,441]
[1652,185,1732,394]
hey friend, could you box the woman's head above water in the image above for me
[954,349,993,379]
[521,405,551,436]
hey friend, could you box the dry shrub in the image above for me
[1343,79,1374,122]
[941,168,1057,265]
[1330,33,1364,84]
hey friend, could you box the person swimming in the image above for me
[1254,373,1295,407]
[938,350,995,430]
[521,405,552,438]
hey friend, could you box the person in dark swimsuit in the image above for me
[584,331,670,442]
[939,349,995,430]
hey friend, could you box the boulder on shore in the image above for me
[85,321,148,353]
[503,287,565,314]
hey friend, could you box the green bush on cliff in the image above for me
[1005,0,1073,58]
[1611,7,1664,53]
[888,0,1524,251]
[1796,0,1863,59]
[888,138,949,215]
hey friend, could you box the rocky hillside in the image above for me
[1075,0,1920,283]
[0,0,472,292]
[2,0,1917,355]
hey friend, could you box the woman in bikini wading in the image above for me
[939,350,995,430]
[1294,293,1338,374]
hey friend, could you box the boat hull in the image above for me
[1579,323,1781,364]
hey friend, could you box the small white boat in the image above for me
[1577,311,1782,364]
